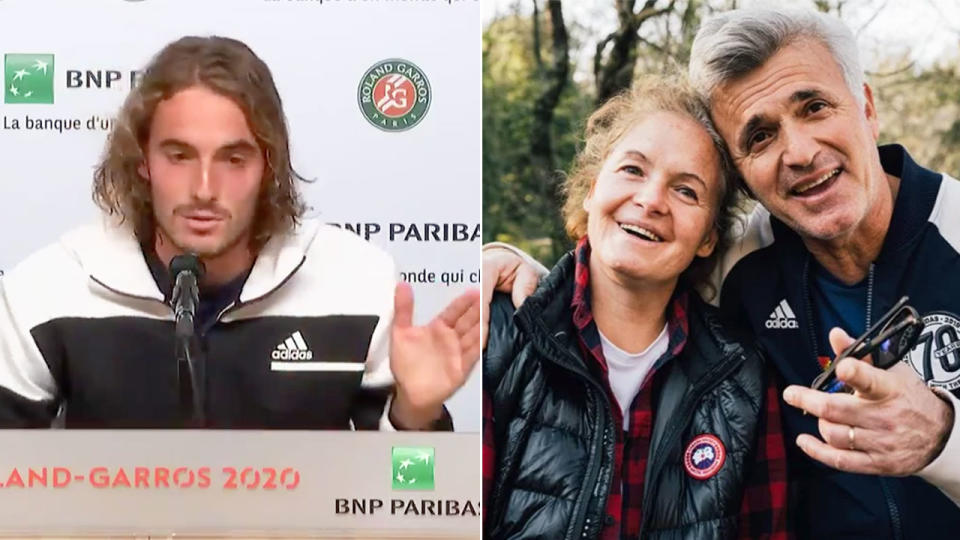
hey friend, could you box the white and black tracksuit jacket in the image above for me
[0,218,419,429]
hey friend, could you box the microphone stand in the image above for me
[175,317,204,428]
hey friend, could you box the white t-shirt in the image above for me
[598,324,669,431]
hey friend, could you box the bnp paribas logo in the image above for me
[4,54,54,104]
[358,58,431,132]
[391,446,434,491]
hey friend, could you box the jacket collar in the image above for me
[516,239,703,377]
[515,249,578,340]
[60,217,319,305]
[513,245,747,410]
[569,237,690,372]
[874,144,943,264]
[239,219,317,304]
[60,218,165,302]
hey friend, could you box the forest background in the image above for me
[482,0,960,264]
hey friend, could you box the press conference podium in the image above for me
[0,431,481,539]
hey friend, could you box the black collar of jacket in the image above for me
[511,251,586,377]
[509,250,750,386]
[60,218,317,305]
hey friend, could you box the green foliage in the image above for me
[483,12,593,262]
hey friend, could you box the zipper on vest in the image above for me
[636,348,747,539]
[574,386,611,540]
[530,328,615,540]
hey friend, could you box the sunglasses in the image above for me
[811,296,924,394]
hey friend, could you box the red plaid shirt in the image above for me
[483,238,790,539]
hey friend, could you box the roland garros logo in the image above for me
[358,58,431,132]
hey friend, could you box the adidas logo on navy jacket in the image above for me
[712,145,960,539]
[764,299,798,329]
[0,218,401,429]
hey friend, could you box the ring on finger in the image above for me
[848,425,856,451]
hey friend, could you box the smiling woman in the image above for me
[560,76,740,301]
[483,74,788,540]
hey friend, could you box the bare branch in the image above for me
[634,0,677,25]
[638,34,667,54]
[620,0,641,22]
[594,0,679,103]
[593,30,618,88]
[866,60,916,78]
[532,0,543,70]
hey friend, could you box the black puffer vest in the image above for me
[484,252,768,540]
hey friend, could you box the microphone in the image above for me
[169,254,205,339]
[168,253,205,426]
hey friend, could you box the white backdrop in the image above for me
[0,0,481,431]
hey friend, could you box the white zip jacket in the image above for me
[0,217,415,429]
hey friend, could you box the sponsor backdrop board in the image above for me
[0,0,482,433]
[0,431,481,537]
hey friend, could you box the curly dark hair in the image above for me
[561,73,746,299]
[92,35,306,250]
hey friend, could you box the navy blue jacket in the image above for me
[719,145,960,539]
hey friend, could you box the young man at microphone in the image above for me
[0,36,481,429]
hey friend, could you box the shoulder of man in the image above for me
[296,219,396,301]
[6,233,82,285]
[929,172,960,256]
[686,293,765,378]
[298,220,396,279]
[243,219,397,327]
[3,223,100,322]
[703,203,778,308]
[0,223,112,415]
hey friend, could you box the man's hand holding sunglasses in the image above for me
[783,327,956,476]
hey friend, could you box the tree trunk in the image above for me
[529,0,570,257]
[593,0,677,105]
